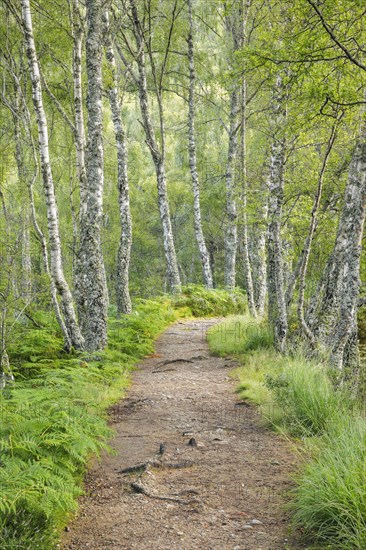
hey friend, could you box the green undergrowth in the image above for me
[172,284,246,317]
[0,287,245,549]
[207,315,366,549]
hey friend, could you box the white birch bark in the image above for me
[103,11,133,314]
[328,116,366,373]
[238,0,256,313]
[77,0,108,350]
[240,82,257,314]
[187,0,213,289]
[71,0,87,225]
[0,307,14,390]
[10,66,72,350]
[267,75,288,352]
[297,121,338,343]
[129,0,181,293]
[249,198,268,317]
[224,87,239,289]
[21,212,32,301]
[20,0,84,350]
[224,12,240,290]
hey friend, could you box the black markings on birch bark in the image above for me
[20,0,84,350]
[296,119,339,344]
[128,0,181,293]
[103,10,133,315]
[328,114,366,374]
[224,13,241,290]
[77,0,108,351]
[238,1,256,315]
[266,74,288,353]
[187,0,213,290]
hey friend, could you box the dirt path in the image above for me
[63,319,298,550]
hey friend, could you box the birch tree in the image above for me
[238,0,257,314]
[328,118,366,374]
[224,10,240,290]
[187,0,213,289]
[266,74,288,352]
[122,0,181,293]
[77,0,108,350]
[103,10,133,314]
[20,0,84,350]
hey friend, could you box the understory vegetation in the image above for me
[0,287,245,550]
[1,0,366,547]
[208,316,366,550]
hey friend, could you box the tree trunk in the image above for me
[129,0,181,293]
[249,202,267,317]
[240,83,256,314]
[77,0,108,350]
[267,75,288,352]
[103,11,133,314]
[328,118,366,374]
[238,0,256,313]
[296,121,339,343]
[71,0,87,226]
[10,65,72,350]
[21,212,32,302]
[70,0,88,317]
[20,0,84,350]
[187,0,213,290]
[224,88,239,289]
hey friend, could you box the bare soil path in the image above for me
[63,319,298,550]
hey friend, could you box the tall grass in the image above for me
[291,415,366,549]
[265,358,345,436]
[208,315,366,549]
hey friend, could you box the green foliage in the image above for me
[0,297,181,549]
[208,315,366,549]
[173,285,246,317]
[0,288,239,548]
[265,359,345,437]
[291,415,366,549]
[208,315,278,407]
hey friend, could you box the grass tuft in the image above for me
[208,314,366,549]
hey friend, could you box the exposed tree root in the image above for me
[119,459,193,475]
[130,482,198,505]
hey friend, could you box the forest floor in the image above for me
[62,319,300,550]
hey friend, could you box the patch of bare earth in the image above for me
[62,319,299,550]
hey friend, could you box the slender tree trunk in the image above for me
[240,82,256,314]
[224,88,239,289]
[305,231,344,343]
[70,0,89,318]
[223,11,241,290]
[249,199,268,316]
[297,121,339,343]
[0,186,14,389]
[20,0,84,350]
[128,0,181,293]
[238,0,256,313]
[28,167,72,351]
[21,213,31,299]
[187,0,213,289]
[0,306,14,390]
[10,64,72,350]
[328,118,366,374]
[103,11,133,314]
[267,75,288,352]
[304,109,366,383]
[77,0,108,350]
[71,0,87,225]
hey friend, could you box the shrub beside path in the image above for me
[63,319,299,549]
